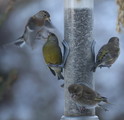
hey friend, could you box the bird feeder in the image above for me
[61,0,99,119]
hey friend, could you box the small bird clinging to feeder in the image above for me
[91,37,120,72]
[68,83,109,112]
[42,32,64,80]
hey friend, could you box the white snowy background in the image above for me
[0,0,124,120]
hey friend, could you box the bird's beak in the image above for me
[46,17,51,22]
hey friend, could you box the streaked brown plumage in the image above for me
[91,37,120,72]
[68,84,109,109]
[15,10,51,48]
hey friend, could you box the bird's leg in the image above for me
[99,66,103,69]
[98,104,108,112]
[99,64,111,68]
[99,64,106,68]
[75,104,82,113]
[91,40,96,64]
[107,65,111,68]
[75,104,88,113]
[47,40,70,68]
[47,64,63,68]
[47,63,65,68]
[80,106,88,113]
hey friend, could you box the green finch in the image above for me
[68,84,109,111]
[47,39,70,69]
[42,32,64,80]
[91,37,120,72]
[14,10,51,48]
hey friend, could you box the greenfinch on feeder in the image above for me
[68,84,109,111]
[91,37,120,72]
[14,10,51,48]
[42,33,64,80]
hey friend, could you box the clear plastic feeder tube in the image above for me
[65,0,93,9]
[61,0,99,120]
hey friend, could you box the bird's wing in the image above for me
[43,43,62,64]
[18,17,34,42]
[96,45,108,61]
[82,85,96,100]
[26,17,36,30]
[96,45,112,64]
[109,46,120,58]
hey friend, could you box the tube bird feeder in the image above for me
[61,0,99,120]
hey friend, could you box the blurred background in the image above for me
[0,0,124,120]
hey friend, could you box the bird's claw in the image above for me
[47,64,64,68]
[80,107,88,113]
[75,104,88,113]
[99,65,111,68]
[77,106,88,113]
[91,40,96,63]
[62,40,70,67]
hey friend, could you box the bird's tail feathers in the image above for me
[0,37,25,49]
[101,97,113,105]
[96,96,111,104]
[57,73,64,80]
[49,66,64,80]
[101,97,109,103]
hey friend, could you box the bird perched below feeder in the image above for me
[14,10,51,48]
[42,32,64,80]
[91,37,120,72]
[68,83,109,112]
